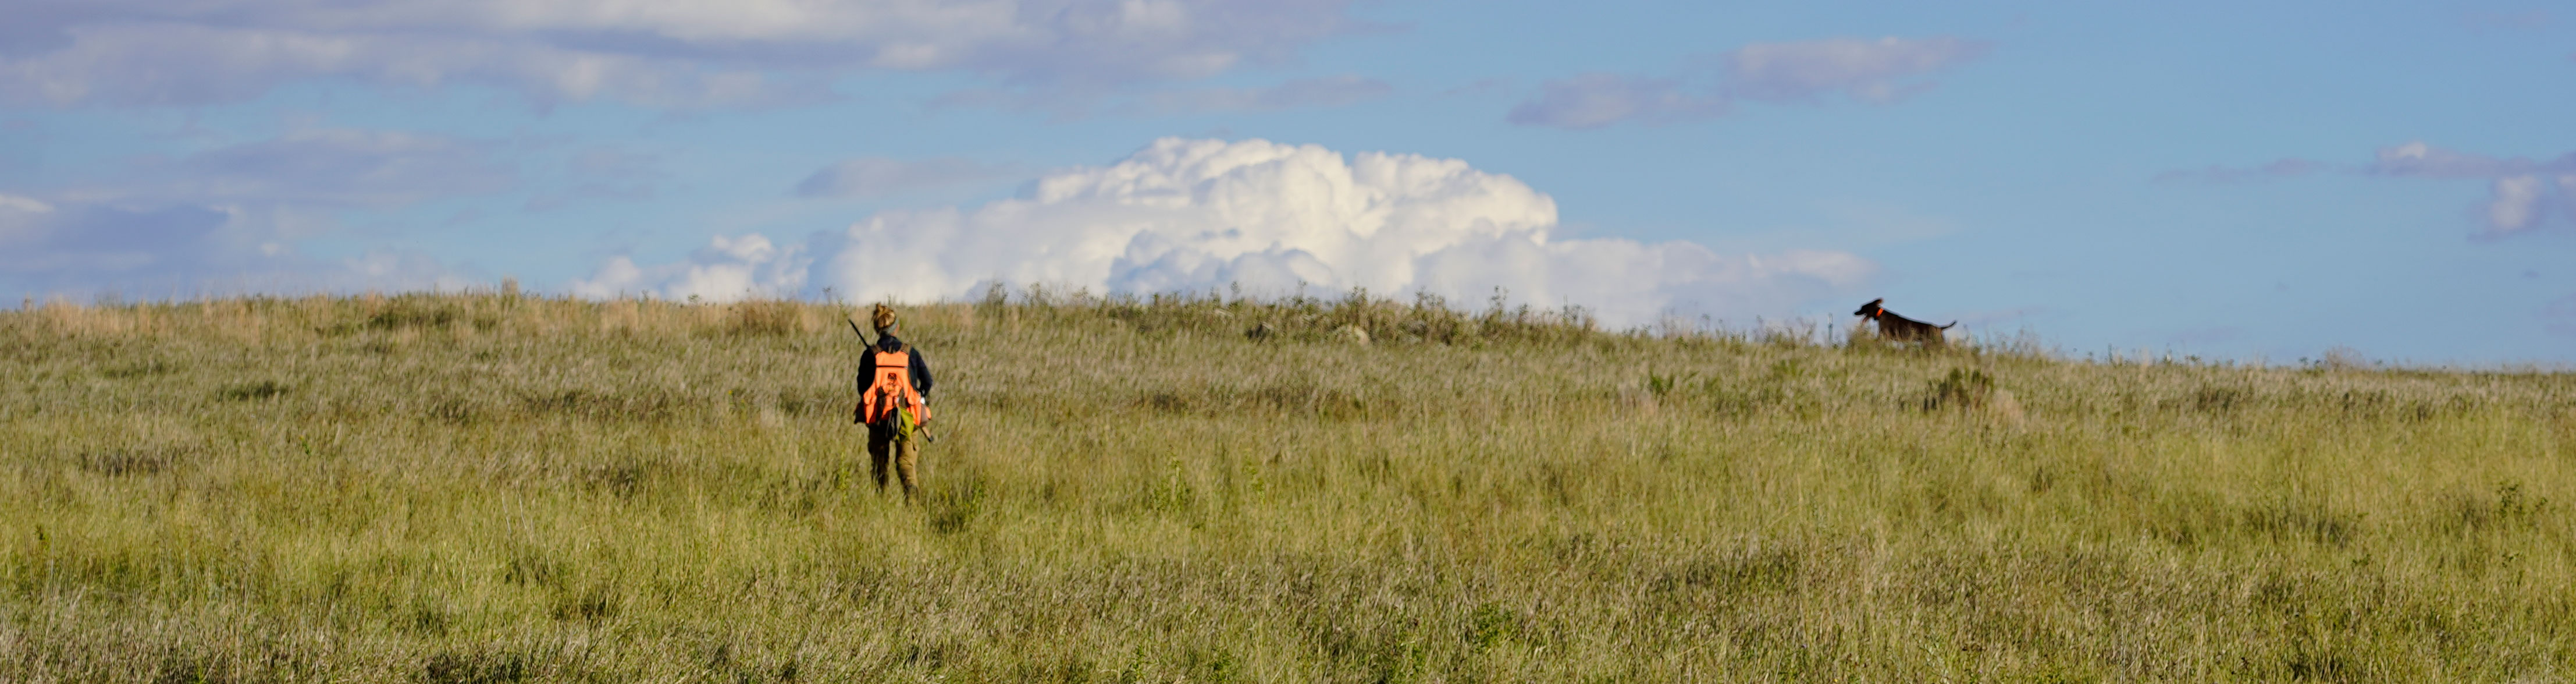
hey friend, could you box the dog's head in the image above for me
[1853,299,1885,319]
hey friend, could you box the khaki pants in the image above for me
[867,424,919,501]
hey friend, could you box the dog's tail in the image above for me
[1940,321,1956,329]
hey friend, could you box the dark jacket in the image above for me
[855,333,934,399]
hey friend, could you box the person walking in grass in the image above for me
[855,303,934,501]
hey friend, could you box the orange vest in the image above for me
[860,348,928,426]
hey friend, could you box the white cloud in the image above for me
[2356,142,2576,235]
[1506,36,1988,129]
[0,0,1366,108]
[2178,141,2576,237]
[0,194,56,249]
[570,234,807,300]
[0,193,52,214]
[2486,175,2546,234]
[2477,172,2576,237]
[575,138,1874,327]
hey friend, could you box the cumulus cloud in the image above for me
[1507,36,1988,129]
[575,138,1875,327]
[570,234,806,301]
[794,157,1022,199]
[0,0,1367,108]
[0,128,501,300]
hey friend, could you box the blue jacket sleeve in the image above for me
[909,349,933,396]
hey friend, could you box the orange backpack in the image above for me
[859,348,928,428]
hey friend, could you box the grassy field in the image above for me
[3,289,2573,682]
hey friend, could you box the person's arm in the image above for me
[909,349,933,398]
[856,352,877,396]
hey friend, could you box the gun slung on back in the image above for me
[847,311,934,442]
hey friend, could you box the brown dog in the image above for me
[1855,298,1954,343]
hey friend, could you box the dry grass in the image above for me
[3,289,2573,682]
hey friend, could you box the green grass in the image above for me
[3,290,2572,682]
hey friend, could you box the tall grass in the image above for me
[3,289,2572,682]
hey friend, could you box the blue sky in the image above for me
[1,0,2570,365]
